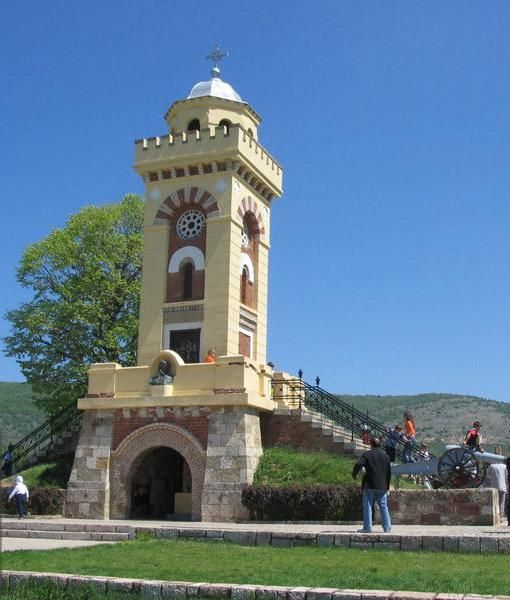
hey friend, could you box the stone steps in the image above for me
[273,407,367,456]
[1,520,134,542]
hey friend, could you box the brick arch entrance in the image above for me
[110,423,206,520]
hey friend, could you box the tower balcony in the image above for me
[78,354,274,412]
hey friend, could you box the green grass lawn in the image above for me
[253,447,417,489]
[2,537,509,596]
[1,458,71,489]
[254,447,357,486]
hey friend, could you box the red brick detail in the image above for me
[189,187,198,203]
[237,196,264,241]
[110,421,206,521]
[240,275,254,308]
[154,187,220,225]
[239,332,251,357]
[166,269,205,303]
[112,408,209,450]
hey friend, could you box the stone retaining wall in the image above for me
[389,488,499,526]
[3,571,510,600]
[4,521,510,554]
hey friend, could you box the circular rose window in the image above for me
[176,210,205,240]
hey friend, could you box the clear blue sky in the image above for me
[1,1,509,401]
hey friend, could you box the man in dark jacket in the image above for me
[352,436,392,533]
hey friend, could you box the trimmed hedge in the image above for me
[241,484,362,521]
[1,486,65,515]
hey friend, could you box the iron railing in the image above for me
[271,376,432,462]
[2,403,81,475]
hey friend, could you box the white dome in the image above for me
[187,76,243,102]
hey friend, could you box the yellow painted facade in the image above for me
[84,69,283,410]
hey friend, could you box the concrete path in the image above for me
[1,516,509,553]
[2,537,115,552]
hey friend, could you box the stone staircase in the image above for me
[271,406,368,456]
[302,409,368,455]
[0,519,134,542]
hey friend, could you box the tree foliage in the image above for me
[4,194,144,415]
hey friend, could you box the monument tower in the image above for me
[136,46,282,366]
[66,49,284,521]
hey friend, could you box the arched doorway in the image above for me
[130,447,192,519]
[110,423,206,521]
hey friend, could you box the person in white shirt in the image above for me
[482,463,507,523]
[8,475,29,519]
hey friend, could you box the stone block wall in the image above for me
[65,410,114,519]
[202,408,263,521]
[389,488,499,526]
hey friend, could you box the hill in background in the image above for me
[338,393,510,455]
[0,382,508,456]
[0,382,44,447]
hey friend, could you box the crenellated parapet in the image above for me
[134,124,283,201]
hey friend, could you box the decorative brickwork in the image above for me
[110,422,206,520]
[112,407,209,450]
[237,196,265,240]
[155,187,220,224]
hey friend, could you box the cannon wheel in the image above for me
[436,447,485,489]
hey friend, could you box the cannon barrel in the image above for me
[391,458,438,477]
[445,445,507,464]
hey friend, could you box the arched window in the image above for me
[187,119,200,133]
[219,119,231,134]
[181,261,194,299]
[241,266,249,305]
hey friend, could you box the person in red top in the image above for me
[402,411,416,463]
[360,424,370,445]
[204,348,216,363]
[464,421,483,452]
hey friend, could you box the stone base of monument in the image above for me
[65,353,272,521]
[388,488,501,526]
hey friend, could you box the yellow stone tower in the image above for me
[67,51,284,521]
[134,51,283,367]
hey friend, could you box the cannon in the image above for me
[391,445,507,489]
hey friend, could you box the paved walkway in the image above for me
[2,516,509,552]
[2,537,116,552]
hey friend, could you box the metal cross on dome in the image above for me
[206,44,229,73]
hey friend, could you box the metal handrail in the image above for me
[271,377,432,462]
[1,403,81,474]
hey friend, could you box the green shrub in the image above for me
[241,484,362,521]
[1,486,65,515]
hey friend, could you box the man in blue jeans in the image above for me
[352,436,392,533]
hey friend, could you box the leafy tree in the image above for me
[3,194,144,415]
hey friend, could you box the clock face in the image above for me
[176,210,205,240]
